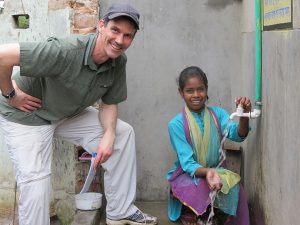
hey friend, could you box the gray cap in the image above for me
[103,3,140,30]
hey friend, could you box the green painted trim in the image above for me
[255,0,262,107]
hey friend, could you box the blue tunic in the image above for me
[166,106,246,221]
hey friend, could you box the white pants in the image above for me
[0,107,138,225]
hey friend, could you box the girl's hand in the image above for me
[206,169,222,191]
[235,96,252,113]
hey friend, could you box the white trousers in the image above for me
[0,107,138,225]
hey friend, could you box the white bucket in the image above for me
[75,192,102,210]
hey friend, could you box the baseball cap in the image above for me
[103,3,140,30]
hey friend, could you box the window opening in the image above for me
[12,14,30,29]
[12,0,29,29]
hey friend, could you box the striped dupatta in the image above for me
[182,105,240,194]
[183,105,222,167]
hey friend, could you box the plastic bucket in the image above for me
[75,192,102,210]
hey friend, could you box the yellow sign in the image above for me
[263,0,292,28]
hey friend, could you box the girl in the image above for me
[166,66,250,225]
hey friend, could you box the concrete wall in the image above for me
[238,1,300,225]
[261,30,300,225]
[0,0,98,219]
[0,0,56,218]
[0,0,244,204]
[100,0,243,200]
[5,1,300,225]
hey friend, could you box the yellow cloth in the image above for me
[185,106,210,167]
[217,168,241,194]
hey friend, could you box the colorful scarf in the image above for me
[185,105,210,167]
[184,105,240,194]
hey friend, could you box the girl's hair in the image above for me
[177,66,208,91]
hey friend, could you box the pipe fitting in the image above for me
[230,105,261,120]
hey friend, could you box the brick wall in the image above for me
[48,0,99,34]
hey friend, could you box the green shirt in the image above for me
[0,33,127,125]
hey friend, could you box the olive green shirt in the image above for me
[0,33,127,125]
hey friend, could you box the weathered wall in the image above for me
[262,30,300,225]
[238,1,300,225]
[0,0,98,220]
[4,1,300,225]
[100,0,243,200]
[0,0,244,204]
[48,0,98,34]
[0,0,54,218]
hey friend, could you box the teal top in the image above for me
[167,106,247,221]
[0,33,127,125]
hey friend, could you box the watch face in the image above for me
[2,89,15,99]
[9,89,16,98]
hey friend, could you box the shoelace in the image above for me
[132,209,156,224]
[139,210,146,224]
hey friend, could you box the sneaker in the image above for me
[106,209,158,225]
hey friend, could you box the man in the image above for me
[0,3,158,225]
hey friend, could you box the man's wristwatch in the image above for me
[2,89,16,99]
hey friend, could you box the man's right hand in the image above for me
[7,80,42,112]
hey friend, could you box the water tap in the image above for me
[230,104,261,120]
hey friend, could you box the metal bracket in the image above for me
[0,0,4,13]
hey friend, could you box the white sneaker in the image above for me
[106,209,158,225]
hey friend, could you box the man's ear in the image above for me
[98,19,105,30]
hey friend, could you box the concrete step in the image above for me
[50,208,102,225]
[1,201,179,225]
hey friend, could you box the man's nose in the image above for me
[115,34,124,45]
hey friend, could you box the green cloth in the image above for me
[0,33,127,125]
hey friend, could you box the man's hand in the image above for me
[93,131,115,169]
[93,104,118,169]
[7,80,42,112]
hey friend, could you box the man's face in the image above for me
[98,18,136,59]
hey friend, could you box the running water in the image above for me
[205,119,233,225]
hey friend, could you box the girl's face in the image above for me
[179,76,208,113]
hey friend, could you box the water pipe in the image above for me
[230,104,261,120]
[255,0,262,112]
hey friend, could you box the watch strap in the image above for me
[2,89,16,99]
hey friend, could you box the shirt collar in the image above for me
[84,32,116,72]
